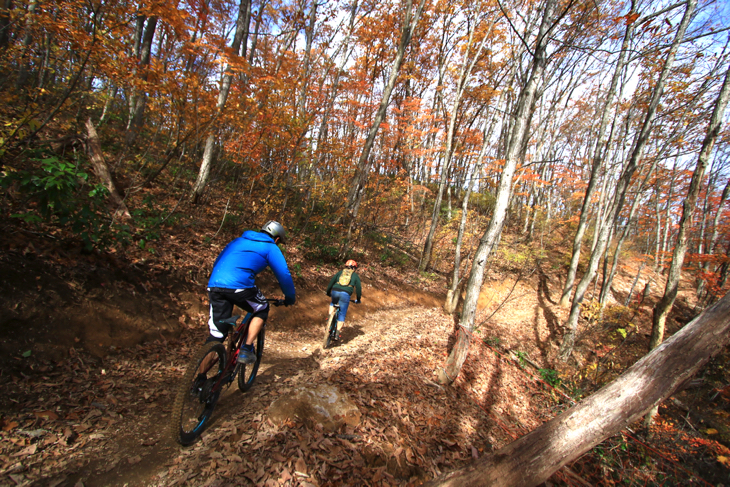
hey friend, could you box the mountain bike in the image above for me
[170,299,283,445]
[322,302,340,350]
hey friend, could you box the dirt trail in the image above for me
[1,275,445,487]
[4,254,727,486]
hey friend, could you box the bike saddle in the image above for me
[218,315,240,327]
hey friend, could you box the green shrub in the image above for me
[539,368,562,387]
[1,153,127,250]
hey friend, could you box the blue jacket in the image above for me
[208,230,296,305]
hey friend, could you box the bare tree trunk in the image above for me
[315,1,358,170]
[625,261,645,307]
[659,157,680,272]
[439,0,559,384]
[342,0,426,243]
[559,9,635,306]
[599,161,657,307]
[653,180,663,270]
[426,292,730,487]
[190,0,251,204]
[558,0,696,361]
[0,0,13,48]
[85,118,131,220]
[650,61,730,350]
[697,176,730,300]
[296,0,317,117]
[445,170,476,314]
[16,0,39,89]
[421,17,491,271]
[125,14,158,146]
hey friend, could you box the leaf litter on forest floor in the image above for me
[1,275,728,486]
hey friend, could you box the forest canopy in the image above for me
[1,0,729,316]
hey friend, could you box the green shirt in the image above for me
[326,270,362,300]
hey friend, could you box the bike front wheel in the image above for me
[170,341,226,445]
[237,328,265,392]
[322,311,338,350]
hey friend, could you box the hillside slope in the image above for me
[1,235,728,486]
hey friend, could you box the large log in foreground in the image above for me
[426,293,730,487]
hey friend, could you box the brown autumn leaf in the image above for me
[279,468,292,483]
[12,444,37,457]
[34,410,59,420]
[295,457,307,475]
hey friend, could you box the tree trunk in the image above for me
[697,176,730,300]
[625,261,645,307]
[650,61,730,350]
[125,15,158,146]
[296,0,317,117]
[444,170,475,314]
[190,0,251,204]
[599,160,657,307]
[343,0,426,233]
[653,180,663,270]
[85,118,131,221]
[0,0,13,48]
[16,0,37,90]
[315,1,358,170]
[421,18,491,271]
[558,0,696,360]
[559,8,635,307]
[426,292,730,487]
[659,158,680,272]
[439,0,558,384]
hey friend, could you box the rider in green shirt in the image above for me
[325,259,362,341]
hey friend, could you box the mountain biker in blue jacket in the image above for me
[206,221,296,364]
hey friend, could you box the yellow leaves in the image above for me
[718,455,728,465]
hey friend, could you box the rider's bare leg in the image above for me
[246,316,264,345]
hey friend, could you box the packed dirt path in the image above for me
[0,261,589,487]
[6,277,508,487]
[3,258,729,486]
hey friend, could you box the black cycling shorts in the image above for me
[207,287,269,341]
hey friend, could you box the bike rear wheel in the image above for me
[322,311,338,350]
[237,328,265,392]
[170,341,226,445]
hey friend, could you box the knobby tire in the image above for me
[322,311,337,350]
[170,341,226,445]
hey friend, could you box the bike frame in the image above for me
[209,297,282,389]
[208,312,254,391]
[172,300,280,445]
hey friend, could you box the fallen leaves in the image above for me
[1,281,727,487]
[33,410,59,421]
[0,339,175,485]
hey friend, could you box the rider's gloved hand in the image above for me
[284,296,296,306]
